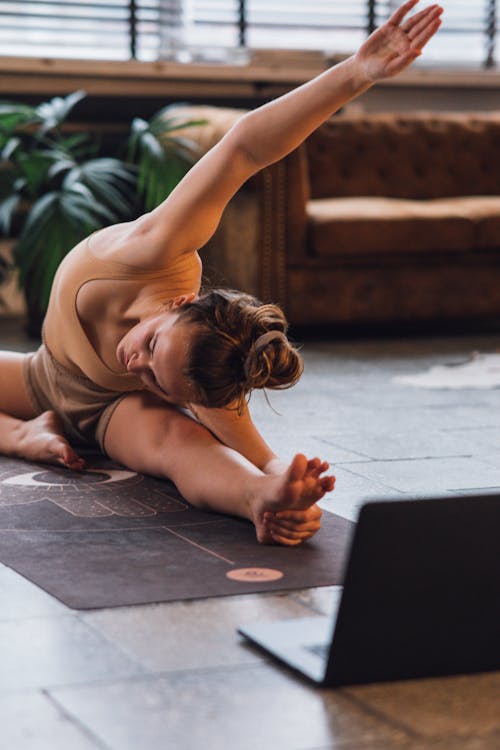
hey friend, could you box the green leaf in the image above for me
[72,159,136,219]
[60,191,105,228]
[35,90,86,135]
[151,117,207,138]
[126,108,206,211]
[0,162,20,200]
[128,118,149,162]
[0,103,41,135]
[16,192,59,252]
[13,186,100,312]
[1,137,21,162]
[0,193,20,235]
[17,152,52,196]
[161,135,200,165]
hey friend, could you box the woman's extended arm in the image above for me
[137,0,442,265]
[188,400,279,472]
[188,401,329,483]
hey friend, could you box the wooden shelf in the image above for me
[0,55,498,100]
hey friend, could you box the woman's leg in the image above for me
[103,391,333,544]
[0,350,84,469]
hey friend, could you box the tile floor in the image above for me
[1,318,499,750]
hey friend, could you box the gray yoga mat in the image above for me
[0,455,353,610]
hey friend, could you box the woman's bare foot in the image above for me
[13,411,85,471]
[250,453,335,545]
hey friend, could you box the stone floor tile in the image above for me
[343,671,500,740]
[50,665,408,750]
[319,429,478,462]
[0,615,146,692]
[369,404,499,432]
[442,427,500,447]
[320,465,405,521]
[412,405,500,430]
[340,457,500,494]
[256,431,369,464]
[1,691,103,749]
[478,455,500,470]
[0,564,68,620]
[81,593,314,673]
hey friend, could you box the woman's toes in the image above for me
[59,444,85,470]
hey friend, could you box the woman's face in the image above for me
[116,308,198,406]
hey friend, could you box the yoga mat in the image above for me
[0,456,353,610]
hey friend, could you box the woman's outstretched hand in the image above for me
[355,0,443,82]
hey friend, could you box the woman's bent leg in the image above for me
[103,392,333,544]
[0,350,84,469]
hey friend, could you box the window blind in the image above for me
[0,0,158,60]
[0,0,496,68]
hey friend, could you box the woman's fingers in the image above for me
[401,4,436,32]
[269,524,320,543]
[389,0,420,27]
[265,503,324,545]
[270,521,320,535]
[270,514,322,531]
[268,505,322,530]
[269,534,304,547]
[410,17,442,50]
[403,4,442,36]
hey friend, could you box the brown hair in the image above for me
[174,289,303,412]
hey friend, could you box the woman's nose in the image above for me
[127,351,148,372]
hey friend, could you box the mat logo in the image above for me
[0,462,188,518]
[226,568,284,583]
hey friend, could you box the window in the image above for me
[0,0,497,68]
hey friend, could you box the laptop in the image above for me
[238,495,500,687]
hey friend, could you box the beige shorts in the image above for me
[22,343,128,454]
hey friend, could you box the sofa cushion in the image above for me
[307,196,500,258]
[450,196,500,248]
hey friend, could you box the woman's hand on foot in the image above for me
[263,504,323,546]
[253,453,335,545]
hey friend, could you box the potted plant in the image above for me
[0,91,203,335]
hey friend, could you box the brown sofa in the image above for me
[175,108,500,327]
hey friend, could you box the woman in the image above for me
[0,0,442,545]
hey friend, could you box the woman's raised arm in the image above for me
[137,0,442,266]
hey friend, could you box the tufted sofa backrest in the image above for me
[306,112,500,200]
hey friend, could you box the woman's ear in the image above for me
[160,293,196,311]
[171,292,197,309]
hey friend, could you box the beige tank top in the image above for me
[43,237,202,391]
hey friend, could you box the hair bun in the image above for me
[243,328,302,392]
[243,331,288,378]
[176,288,303,411]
